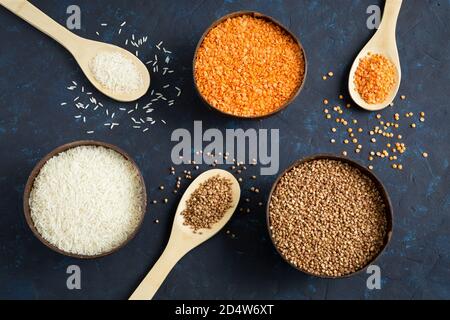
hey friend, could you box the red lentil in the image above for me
[194,15,305,117]
[354,53,397,104]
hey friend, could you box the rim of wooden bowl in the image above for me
[192,11,308,120]
[23,140,148,259]
[266,154,393,279]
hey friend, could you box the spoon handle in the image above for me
[0,0,78,52]
[129,242,187,300]
[379,0,402,35]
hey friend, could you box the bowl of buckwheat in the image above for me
[267,154,393,278]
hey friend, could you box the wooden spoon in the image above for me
[349,0,402,111]
[0,0,150,102]
[129,169,241,300]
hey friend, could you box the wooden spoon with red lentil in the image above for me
[348,0,403,111]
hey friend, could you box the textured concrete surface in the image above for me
[0,0,449,299]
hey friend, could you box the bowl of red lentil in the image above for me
[266,154,393,278]
[193,11,307,119]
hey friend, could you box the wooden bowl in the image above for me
[23,140,147,259]
[193,11,307,119]
[266,154,393,278]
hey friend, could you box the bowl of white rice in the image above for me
[23,141,147,258]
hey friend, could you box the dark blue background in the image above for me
[0,0,449,300]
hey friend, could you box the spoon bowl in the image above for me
[129,169,241,300]
[74,38,151,102]
[0,0,150,102]
[349,0,402,111]
[171,169,241,244]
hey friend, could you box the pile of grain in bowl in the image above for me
[181,175,233,232]
[194,14,305,117]
[90,51,143,93]
[269,158,388,277]
[29,145,145,256]
[354,52,397,104]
